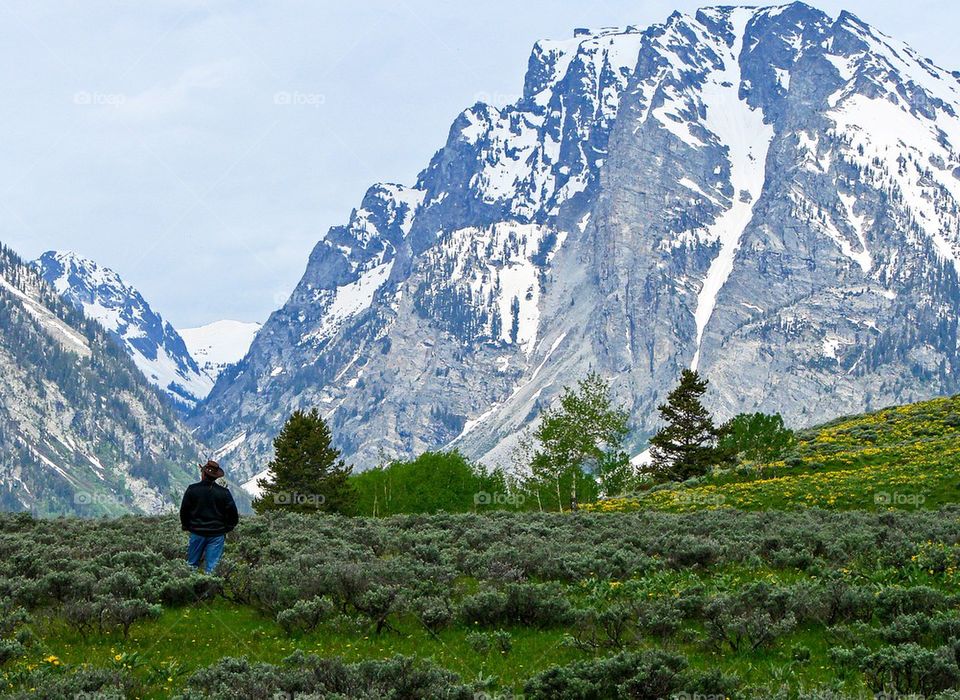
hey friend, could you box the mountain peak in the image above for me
[34,251,213,409]
[197,4,960,478]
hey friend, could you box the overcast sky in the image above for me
[3,0,958,328]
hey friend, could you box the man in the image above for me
[179,460,239,574]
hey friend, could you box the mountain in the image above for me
[181,320,262,382]
[0,244,206,515]
[197,2,960,479]
[34,251,213,409]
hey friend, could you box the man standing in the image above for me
[179,460,239,574]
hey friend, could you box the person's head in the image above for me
[201,459,224,482]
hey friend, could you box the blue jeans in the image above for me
[187,533,225,574]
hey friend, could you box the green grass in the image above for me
[588,394,960,513]
[23,600,577,698]
[20,561,949,698]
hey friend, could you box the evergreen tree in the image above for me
[530,372,630,511]
[253,408,356,514]
[649,369,720,481]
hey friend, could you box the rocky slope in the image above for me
[197,2,960,478]
[0,245,205,514]
[35,251,212,409]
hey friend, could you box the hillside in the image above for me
[0,244,206,515]
[590,394,960,513]
[197,2,960,480]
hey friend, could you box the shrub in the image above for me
[466,630,511,656]
[0,598,32,652]
[876,585,950,620]
[174,651,475,699]
[5,667,134,700]
[411,595,453,633]
[354,585,401,634]
[523,650,738,700]
[276,596,334,636]
[810,576,875,625]
[62,596,160,639]
[460,583,573,629]
[0,638,24,666]
[107,598,162,639]
[859,643,960,697]
[458,589,508,627]
[703,583,797,652]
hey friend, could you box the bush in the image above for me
[524,650,739,700]
[411,595,453,633]
[859,643,960,696]
[174,651,476,699]
[459,583,573,629]
[0,598,32,658]
[276,596,334,635]
[0,638,24,666]
[5,667,134,700]
[876,585,950,620]
[466,630,512,656]
[703,582,798,652]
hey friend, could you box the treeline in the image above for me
[251,369,798,517]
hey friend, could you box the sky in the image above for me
[2,0,958,328]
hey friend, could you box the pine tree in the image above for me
[253,408,356,514]
[649,369,720,482]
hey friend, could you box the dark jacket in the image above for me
[179,480,239,536]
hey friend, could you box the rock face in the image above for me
[196,3,960,479]
[0,245,204,514]
[35,251,212,409]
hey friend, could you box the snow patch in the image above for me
[690,8,775,371]
[181,320,262,380]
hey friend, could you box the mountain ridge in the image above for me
[192,2,960,479]
[34,251,213,409]
[0,244,206,515]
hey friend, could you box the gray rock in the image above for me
[195,3,960,480]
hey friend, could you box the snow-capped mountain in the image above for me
[0,244,205,514]
[180,320,262,382]
[35,251,213,409]
[197,2,960,478]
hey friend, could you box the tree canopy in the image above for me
[718,412,796,464]
[529,372,630,510]
[253,408,356,515]
[648,369,721,482]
